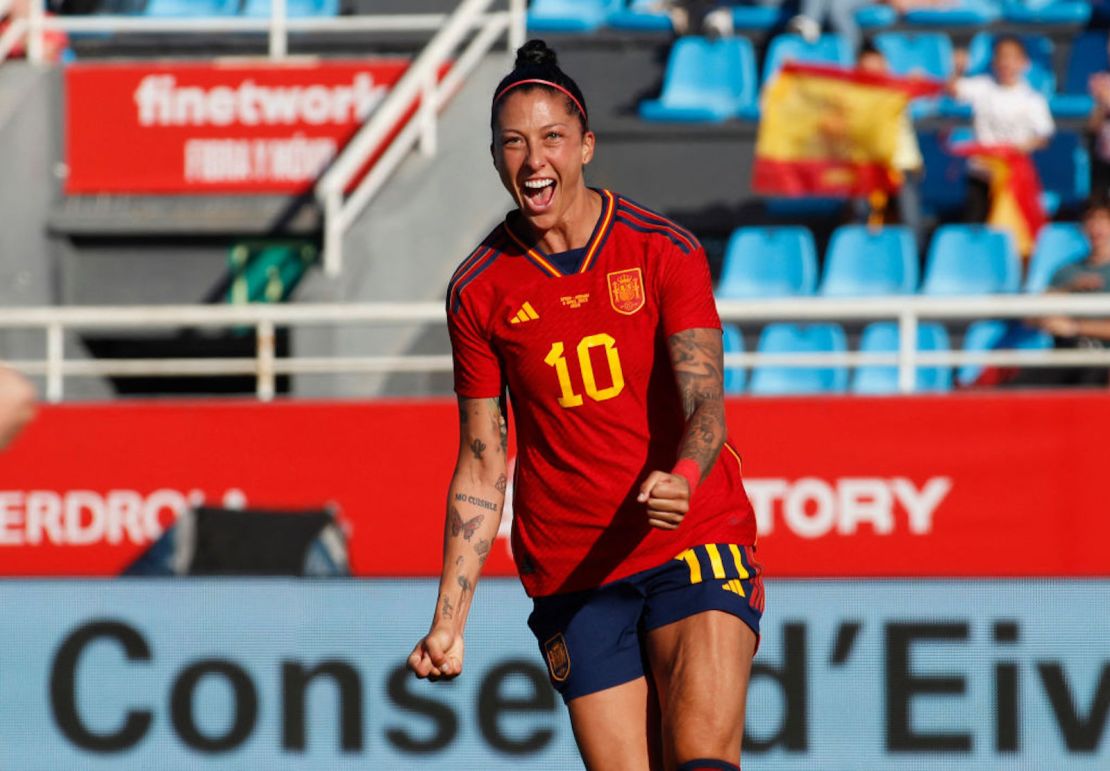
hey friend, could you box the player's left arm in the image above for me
[638,327,726,530]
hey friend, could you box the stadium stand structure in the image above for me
[852,321,953,394]
[3,1,1107,397]
[750,323,849,396]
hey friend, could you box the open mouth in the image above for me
[522,178,556,213]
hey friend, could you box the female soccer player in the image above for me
[409,40,763,771]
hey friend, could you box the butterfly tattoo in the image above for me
[450,507,484,541]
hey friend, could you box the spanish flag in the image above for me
[949,143,1046,257]
[753,63,942,197]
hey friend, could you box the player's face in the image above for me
[492,89,595,232]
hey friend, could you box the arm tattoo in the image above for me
[469,437,487,460]
[457,574,472,593]
[668,328,726,478]
[494,474,508,494]
[474,538,491,566]
[439,594,454,620]
[454,493,498,512]
[449,506,484,540]
[486,397,508,453]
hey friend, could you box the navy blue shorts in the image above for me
[527,543,764,703]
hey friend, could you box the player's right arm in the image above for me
[408,395,508,681]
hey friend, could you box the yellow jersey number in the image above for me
[543,333,625,408]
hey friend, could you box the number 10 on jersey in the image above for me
[543,333,625,408]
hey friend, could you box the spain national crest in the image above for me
[607,267,645,315]
[544,633,571,682]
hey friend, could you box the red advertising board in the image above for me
[0,394,1108,578]
[64,59,412,194]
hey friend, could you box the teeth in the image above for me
[524,179,554,189]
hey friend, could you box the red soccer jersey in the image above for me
[447,189,757,597]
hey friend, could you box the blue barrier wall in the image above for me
[0,579,1106,769]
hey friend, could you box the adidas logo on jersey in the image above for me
[509,302,539,324]
[721,578,746,597]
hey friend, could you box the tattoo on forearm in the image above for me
[474,538,491,566]
[455,555,464,568]
[486,398,508,453]
[454,493,498,512]
[457,574,472,593]
[495,474,508,494]
[469,437,487,460]
[449,506,484,540]
[440,594,454,620]
[669,328,726,478]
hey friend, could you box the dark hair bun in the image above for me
[515,39,558,69]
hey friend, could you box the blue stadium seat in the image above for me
[873,32,954,81]
[1024,222,1089,292]
[750,323,849,395]
[921,225,1021,295]
[722,324,746,394]
[526,0,620,33]
[640,37,757,122]
[1032,132,1090,216]
[607,0,673,31]
[731,4,791,30]
[762,34,853,88]
[1001,0,1091,24]
[819,226,918,297]
[902,0,1002,25]
[957,319,1054,386]
[855,4,898,30]
[851,321,953,394]
[240,0,338,16]
[918,132,969,217]
[717,227,818,298]
[145,0,239,16]
[1055,31,1108,118]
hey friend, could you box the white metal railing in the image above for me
[2,295,1109,402]
[2,0,525,65]
[315,0,525,276]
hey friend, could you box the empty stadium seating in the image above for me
[1056,31,1109,118]
[144,0,240,16]
[873,32,954,81]
[762,34,853,88]
[607,0,673,31]
[1000,0,1091,25]
[852,321,953,394]
[526,0,619,33]
[819,225,917,297]
[750,323,849,395]
[639,37,757,122]
[921,225,1021,295]
[1033,132,1090,216]
[1024,222,1089,292]
[717,227,817,299]
[240,0,340,17]
[722,323,746,394]
[901,0,1002,26]
[958,319,1055,386]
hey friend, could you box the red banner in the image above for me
[64,60,412,194]
[0,394,1107,578]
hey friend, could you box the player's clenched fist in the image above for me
[638,470,691,530]
[408,626,465,681]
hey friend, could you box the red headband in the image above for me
[495,78,588,124]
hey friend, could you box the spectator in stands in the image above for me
[786,0,873,51]
[0,366,35,451]
[949,36,1055,223]
[854,42,925,249]
[1012,201,1110,388]
[1087,65,1110,200]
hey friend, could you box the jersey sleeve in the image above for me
[448,296,503,399]
[659,243,721,338]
